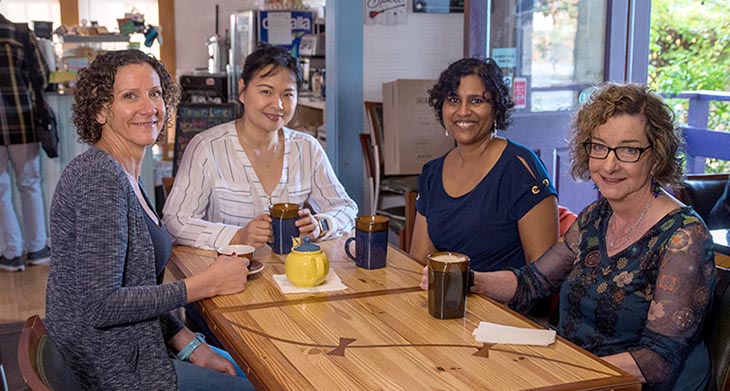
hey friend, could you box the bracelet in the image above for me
[468,269,475,290]
[315,216,330,239]
[176,333,205,361]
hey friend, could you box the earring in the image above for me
[493,120,498,132]
[445,128,449,136]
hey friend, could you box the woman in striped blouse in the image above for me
[163,44,357,249]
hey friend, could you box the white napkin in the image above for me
[272,269,348,294]
[472,321,556,346]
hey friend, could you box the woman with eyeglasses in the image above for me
[423,83,716,390]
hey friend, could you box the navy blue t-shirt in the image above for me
[416,140,557,272]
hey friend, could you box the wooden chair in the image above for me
[18,315,80,391]
[161,176,175,199]
[359,133,416,251]
[676,173,729,229]
[363,101,420,252]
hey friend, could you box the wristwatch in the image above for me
[315,216,330,238]
[468,269,475,290]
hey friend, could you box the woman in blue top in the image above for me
[410,57,559,272]
[438,83,715,390]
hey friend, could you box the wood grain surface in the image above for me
[169,239,641,391]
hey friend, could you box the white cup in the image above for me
[217,244,255,260]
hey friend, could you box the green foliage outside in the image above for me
[649,0,730,173]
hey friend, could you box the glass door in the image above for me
[466,0,651,212]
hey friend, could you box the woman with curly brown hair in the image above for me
[433,82,716,390]
[45,50,254,390]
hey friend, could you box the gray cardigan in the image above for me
[46,147,187,390]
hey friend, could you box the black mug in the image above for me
[427,252,470,319]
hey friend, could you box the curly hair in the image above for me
[569,82,683,188]
[427,57,514,130]
[72,49,181,144]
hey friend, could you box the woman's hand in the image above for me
[296,208,320,239]
[188,342,237,376]
[231,214,272,249]
[185,254,249,302]
[207,254,250,296]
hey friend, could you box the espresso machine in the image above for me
[206,5,227,75]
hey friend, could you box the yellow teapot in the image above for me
[285,237,329,287]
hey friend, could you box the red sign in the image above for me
[513,77,527,109]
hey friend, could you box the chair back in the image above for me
[707,267,730,391]
[677,173,729,229]
[18,315,81,391]
[364,101,386,168]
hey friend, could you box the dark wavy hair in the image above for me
[427,57,514,130]
[72,49,181,144]
[569,82,683,188]
[240,43,304,92]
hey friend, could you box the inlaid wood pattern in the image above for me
[169,240,641,391]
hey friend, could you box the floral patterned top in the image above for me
[510,198,716,390]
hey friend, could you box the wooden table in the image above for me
[168,240,640,391]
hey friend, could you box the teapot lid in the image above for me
[293,236,321,252]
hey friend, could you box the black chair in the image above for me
[677,173,729,229]
[707,266,730,391]
[18,315,81,391]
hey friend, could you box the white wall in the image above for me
[174,0,324,76]
[363,13,464,103]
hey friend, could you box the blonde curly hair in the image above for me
[569,82,683,188]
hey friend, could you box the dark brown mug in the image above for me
[427,252,470,319]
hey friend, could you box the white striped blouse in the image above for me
[162,122,358,249]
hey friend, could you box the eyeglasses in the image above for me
[583,141,652,163]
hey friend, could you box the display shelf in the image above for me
[59,34,130,43]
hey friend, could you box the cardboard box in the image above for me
[382,79,455,175]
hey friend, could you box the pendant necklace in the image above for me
[237,121,279,167]
[607,195,655,251]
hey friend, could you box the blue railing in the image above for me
[664,91,730,174]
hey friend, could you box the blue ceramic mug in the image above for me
[345,215,389,269]
[269,203,300,254]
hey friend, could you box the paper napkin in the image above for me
[272,269,348,294]
[472,321,556,346]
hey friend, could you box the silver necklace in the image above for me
[249,143,279,167]
[607,195,655,251]
[236,120,280,167]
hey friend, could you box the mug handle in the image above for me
[344,236,360,262]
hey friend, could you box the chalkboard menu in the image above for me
[173,103,238,175]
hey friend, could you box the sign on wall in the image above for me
[364,0,408,25]
[413,0,464,13]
